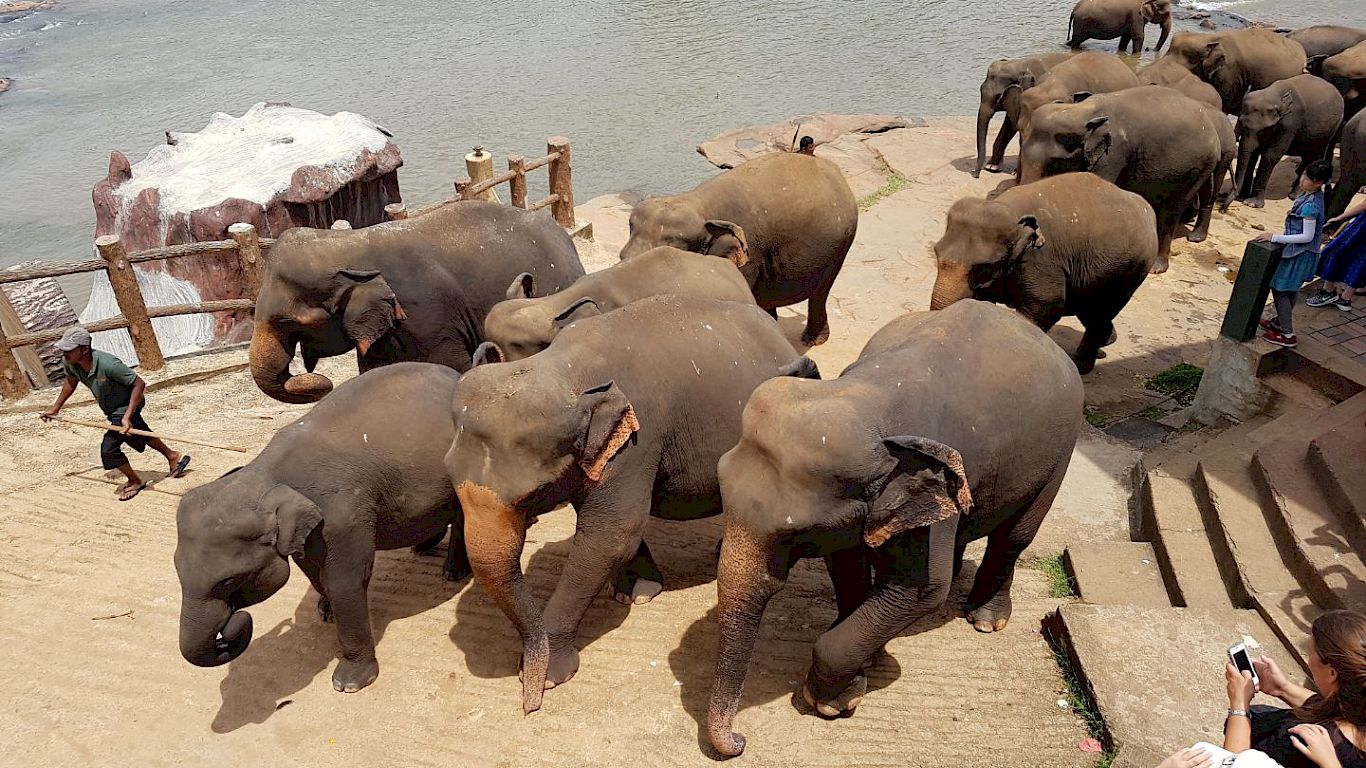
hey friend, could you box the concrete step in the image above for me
[1252,439,1366,616]
[1308,425,1366,527]
[1139,466,1235,609]
[1064,542,1172,608]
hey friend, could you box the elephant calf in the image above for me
[483,245,755,361]
[175,363,468,694]
[1233,75,1345,209]
[706,301,1083,758]
[975,52,1072,177]
[619,151,857,346]
[446,296,802,714]
[930,173,1157,373]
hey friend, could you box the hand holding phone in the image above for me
[1229,642,1260,689]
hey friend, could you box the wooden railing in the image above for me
[0,136,580,401]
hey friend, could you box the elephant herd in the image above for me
[170,11,1366,761]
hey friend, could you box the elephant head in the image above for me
[706,380,972,757]
[930,197,1046,311]
[620,198,752,269]
[250,229,409,403]
[1324,45,1366,102]
[1141,0,1174,52]
[1016,100,1099,184]
[445,365,638,713]
[174,472,321,668]
[1237,87,1295,138]
[975,60,1041,174]
[482,274,604,362]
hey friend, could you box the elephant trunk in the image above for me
[974,101,996,177]
[249,321,334,404]
[1155,17,1172,53]
[930,266,973,311]
[179,596,253,667]
[457,482,547,714]
[1234,131,1257,199]
[707,529,787,759]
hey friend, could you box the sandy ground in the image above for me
[0,118,1294,767]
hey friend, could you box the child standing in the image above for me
[1257,160,1335,348]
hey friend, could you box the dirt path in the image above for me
[0,117,1288,767]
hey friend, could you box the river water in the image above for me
[0,0,1362,279]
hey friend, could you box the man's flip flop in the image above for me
[168,455,191,479]
[117,482,145,502]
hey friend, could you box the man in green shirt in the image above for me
[40,327,190,500]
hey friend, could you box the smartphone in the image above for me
[1228,642,1260,689]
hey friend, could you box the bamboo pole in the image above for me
[48,415,249,453]
[227,223,264,297]
[547,137,576,229]
[95,235,164,370]
[508,154,528,209]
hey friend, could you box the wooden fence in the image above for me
[0,136,578,401]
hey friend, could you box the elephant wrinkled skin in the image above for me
[1163,29,1307,115]
[705,301,1082,758]
[175,363,469,694]
[1013,51,1138,140]
[1233,75,1345,209]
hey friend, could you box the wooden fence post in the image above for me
[227,223,264,297]
[507,155,528,209]
[95,235,165,370]
[547,136,576,228]
[0,307,33,399]
[455,176,473,200]
[465,146,500,203]
[384,203,408,221]
[0,286,45,392]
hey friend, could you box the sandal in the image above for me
[117,482,146,501]
[168,455,191,479]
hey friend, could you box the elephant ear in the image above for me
[576,381,639,483]
[1277,89,1295,117]
[471,341,505,367]
[1202,40,1226,77]
[338,269,406,357]
[777,356,821,380]
[703,220,750,269]
[1071,91,1094,103]
[261,484,323,558]
[552,297,602,328]
[1083,116,1112,169]
[1000,83,1026,113]
[1307,54,1329,77]
[506,272,536,300]
[863,437,973,548]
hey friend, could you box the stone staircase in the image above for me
[1048,339,1366,768]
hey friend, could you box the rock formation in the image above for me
[0,1,55,24]
[90,101,403,348]
[2,262,79,384]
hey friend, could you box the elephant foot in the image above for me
[1187,229,1209,244]
[983,163,1003,174]
[1242,196,1266,209]
[971,169,981,179]
[802,672,867,718]
[443,559,472,582]
[541,645,579,689]
[1070,353,1097,375]
[1104,329,1118,347]
[801,324,831,348]
[332,657,379,693]
[966,602,1012,633]
[317,596,334,624]
[1150,256,1169,275]
[610,577,663,606]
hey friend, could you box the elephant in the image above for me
[1067,0,1173,55]
[445,295,802,714]
[705,300,1083,758]
[1020,86,1227,271]
[249,201,585,404]
[1328,109,1366,221]
[175,363,470,694]
[1291,25,1366,63]
[1232,74,1345,209]
[928,173,1157,374]
[1163,29,1308,114]
[1014,51,1140,140]
[617,152,857,346]
[1138,56,1224,110]
[975,53,1073,177]
[1323,42,1366,123]
[483,245,755,361]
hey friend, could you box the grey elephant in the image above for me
[1014,51,1140,140]
[1020,86,1228,271]
[618,152,857,346]
[1139,56,1224,110]
[175,363,468,694]
[1329,110,1366,220]
[483,246,755,361]
[1291,25,1366,63]
[1067,0,1173,54]
[1163,29,1308,114]
[1323,42,1366,122]
[705,300,1083,758]
[1232,75,1345,209]
[445,295,801,714]
[929,173,1157,373]
[249,201,585,403]
[974,53,1073,177]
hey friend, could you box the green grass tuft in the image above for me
[1144,363,1204,406]
[857,171,909,209]
[1084,407,1109,428]
[1137,405,1168,421]
[1032,554,1077,599]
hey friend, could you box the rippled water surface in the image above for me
[1,0,1362,275]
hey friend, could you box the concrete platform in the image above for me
[1044,603,1294,768]
[1140,470,1233,609]
[1065,542,1172,608]
[1308,426,1366,527]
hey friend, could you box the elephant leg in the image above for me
[1018,295,1066,333]
[1247,146,1288,208]
[803,519,956,717]
[323,534,380,692]
[801,275,836,347]
[825,548,872,625]
[541,482,652,688]
[413,527,446,556]
[965,471,1065,633]
[765,306,778,320]
[610,538,665,605]
[1072,314,1114,375]
[293,552,332,623]
[986,115,1018,172]
[1190,170,1219,243]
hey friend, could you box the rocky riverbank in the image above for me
[0,0,54,23]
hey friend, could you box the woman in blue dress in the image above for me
[1306,196,1366,313]
[1257,161,1334,348]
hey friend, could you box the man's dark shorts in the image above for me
[101,410,150,470]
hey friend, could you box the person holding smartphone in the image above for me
[1223,611,1366,768]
